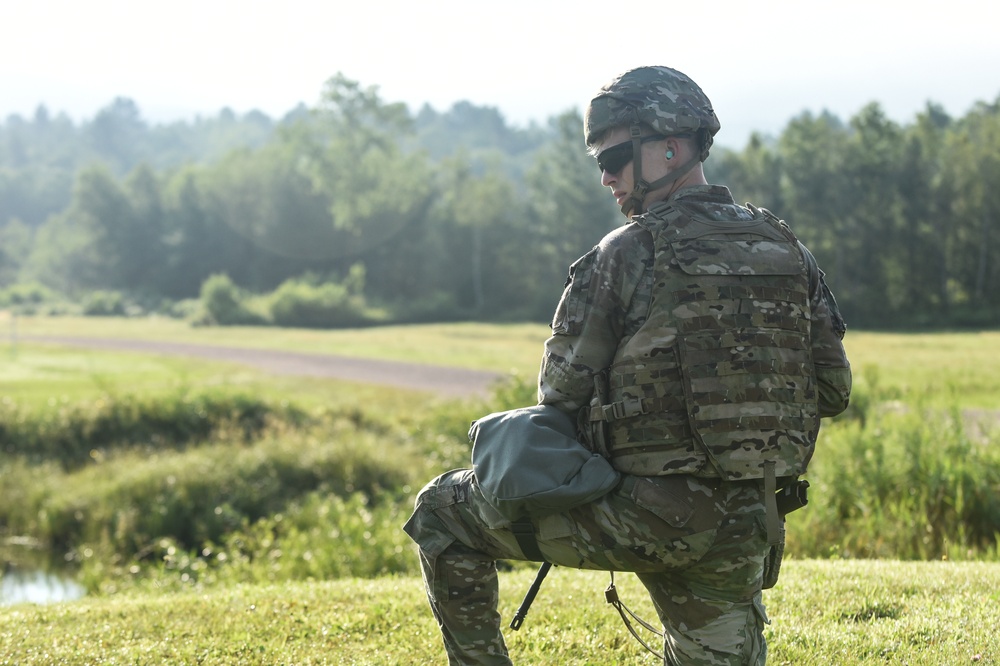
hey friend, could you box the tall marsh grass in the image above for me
[0,380,500,594]
[0,388,309,468]
[2,360,998,601]
[789,372,1000,560]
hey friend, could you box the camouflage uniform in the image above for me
[405,67,851,665]
[404,468,769,665]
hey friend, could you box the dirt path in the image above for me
[24,336,504,399]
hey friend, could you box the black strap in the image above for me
[510,562,552,630]
[510,520,545,562]
[605,572,664,660]
[509,520,549,631]
[763,462,782,546]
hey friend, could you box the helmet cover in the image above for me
[584,66,720,159]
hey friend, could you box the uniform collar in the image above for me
[666,184,735,206]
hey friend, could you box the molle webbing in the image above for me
[600,202,819,480]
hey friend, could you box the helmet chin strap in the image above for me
[620,121,700,217]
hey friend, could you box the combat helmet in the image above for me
[585,66,721,216]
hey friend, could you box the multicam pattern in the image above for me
[406,184,850,664]
[584,66,721,156]
[539,186,850,431]
[597,195,820,480]
[404,469,771,665]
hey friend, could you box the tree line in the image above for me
[1,73,998,328]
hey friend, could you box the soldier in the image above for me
[404,66,852,665]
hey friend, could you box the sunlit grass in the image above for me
[844,330,1000,409]
[10,314,547,374]
[0,342,444,415]
[3,316,1000,663]
[1,562,997,664]
[11,316,1000,408]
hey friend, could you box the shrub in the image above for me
[788,398,1000,561]
[200,491,414,583]
[0,389,310,468]
[81,290,127,316]
[0,282,61,310]
[0,389,418,572]
[74,491,416,594]
[9,408,410,553]
[266,277,372,329]
[198,274,267,326]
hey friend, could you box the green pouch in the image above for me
[471,405,620,526]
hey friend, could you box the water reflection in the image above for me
[1,568,86,606]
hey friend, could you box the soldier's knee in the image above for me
[404,469,474,549]
[414,468,474,507]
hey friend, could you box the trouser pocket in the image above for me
[403,469,472,556]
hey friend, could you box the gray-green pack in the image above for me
[470,405,620,524]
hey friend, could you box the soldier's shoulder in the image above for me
[597,220,653,254]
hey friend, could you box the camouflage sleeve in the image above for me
[801,244,852,417]
[537,226,649,414]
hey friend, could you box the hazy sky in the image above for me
[3,0,997,148]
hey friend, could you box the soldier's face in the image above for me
[596,127,671,210]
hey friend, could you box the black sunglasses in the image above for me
[596,135,665,174]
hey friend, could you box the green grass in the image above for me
[10,314,546,373]
[1,562,997,664]
[3,316,1000,663]
[843,330,1000,409]
[10,315,1000,407]
[0,342,445,415]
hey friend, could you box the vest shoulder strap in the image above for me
[747,202,801,245]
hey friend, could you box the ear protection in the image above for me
[665,150,674,160]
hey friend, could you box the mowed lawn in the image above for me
[1,562,998,664]
[10,315,1000,405]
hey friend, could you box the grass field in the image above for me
[2,314,999,664]
[8,314,1000,407]
[1,563,997,664]
[7,313,546,373]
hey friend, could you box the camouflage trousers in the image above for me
[403,468,770,665]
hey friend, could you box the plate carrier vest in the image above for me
[589,200,819,481]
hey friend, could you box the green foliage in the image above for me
[785,370,1000,560]
[266,273,378,329]
[198,273,267,326]
[0,387,308,469]
[390,289,465,324]
[0,102,279,224]
[5,362,995,605]
[176,491,413,586]
[0,281,59,309]
[193,272,388,328]
[0,218,34,285]
[0,395,418,580]
[80,290,127,316]
[413,99,550,161]
[58,427,407,565]
[0,368,479,592]
[2,325,999,664]
[5,80,1000,328]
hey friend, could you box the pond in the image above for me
[0,534,87,606]
[1,537,87,606]
[0,567,87,606]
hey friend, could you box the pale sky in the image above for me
[3,0,997,148]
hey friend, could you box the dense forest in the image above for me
[2,73,998,328]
